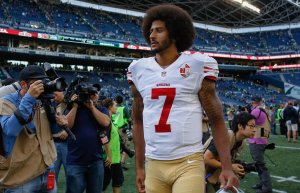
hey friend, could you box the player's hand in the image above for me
[219,169,240,191]
[27,80,44,98]
[136,168,146,193]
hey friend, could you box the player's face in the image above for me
[149,20,173,53]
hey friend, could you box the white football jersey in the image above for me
[127,53,219,160]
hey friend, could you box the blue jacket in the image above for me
[0,91,37,156]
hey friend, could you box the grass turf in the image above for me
[57,134,300,193]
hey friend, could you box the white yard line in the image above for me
[272,189,287,193]
[251,172,300,183]
[274,145,300,150]
[250,172,299,193]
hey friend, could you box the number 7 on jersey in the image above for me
[151,88,176,133]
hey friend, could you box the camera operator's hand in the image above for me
[58,130,68,140]
[232,163,245,177]
[70,94,78,108]
[84,99,95,110]
[56,114,68,126]
[28,80,44,98]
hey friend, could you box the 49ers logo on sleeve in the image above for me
[180,64,191,78]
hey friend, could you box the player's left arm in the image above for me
[198,78,239,189]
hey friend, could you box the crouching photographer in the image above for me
[0,65,68,192]
[65,80,111,193]
[204,112,257,193]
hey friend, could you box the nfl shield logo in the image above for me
[180,64,191,78]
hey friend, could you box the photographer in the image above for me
[249,96,272,193]
[51,91,69,190]
[204,112,256,193]
[65,85,110,193]
[0,65,67,192]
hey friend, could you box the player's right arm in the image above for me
[131,84,146,193]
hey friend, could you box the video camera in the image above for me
[76,83,99,104]
[64,75,99,105]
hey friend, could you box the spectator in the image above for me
[283,100,299,142]
[276,104,286,135]
[227,107,235,129]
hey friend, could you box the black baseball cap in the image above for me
[19,65,48,81]
[251,96,262,102]
[93,83,101,91]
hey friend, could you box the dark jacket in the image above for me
[283,105,299,124]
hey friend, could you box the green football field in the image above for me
[57,134,300,193]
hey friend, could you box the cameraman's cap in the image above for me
[19,65,48,81]
[93,83,101,91]
[251,96,262,102]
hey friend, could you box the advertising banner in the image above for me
[284,83,300,100]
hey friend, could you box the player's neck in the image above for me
[155,48,180,68]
